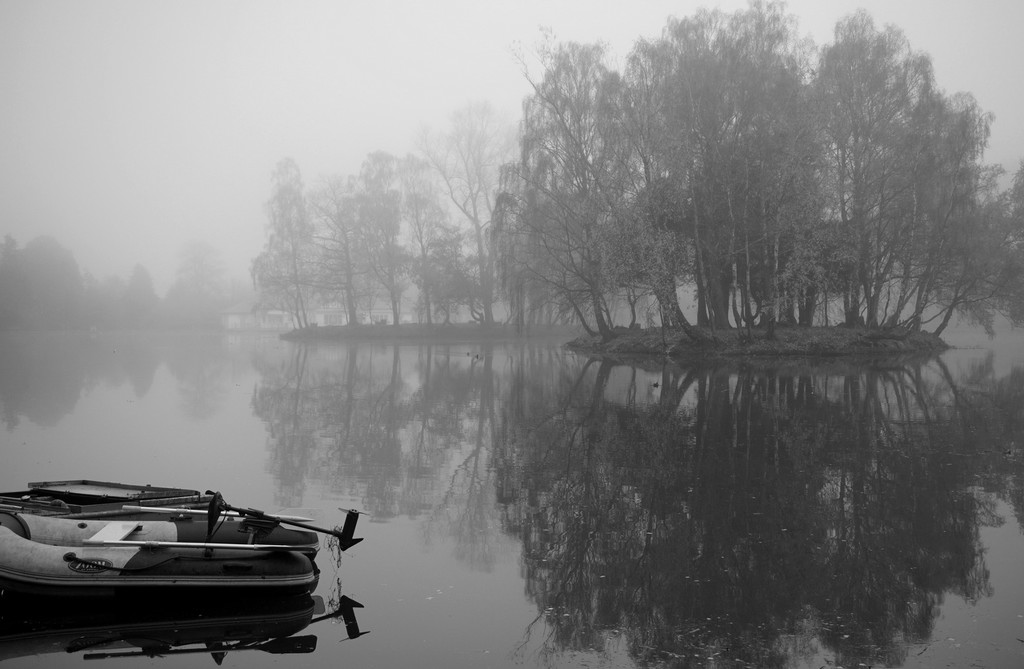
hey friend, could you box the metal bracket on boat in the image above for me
[205,492,364,551]
[336,508,365,551]
[239,516,281,542]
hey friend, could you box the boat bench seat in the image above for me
[84,521,142,545]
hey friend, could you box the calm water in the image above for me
[2,329,1024,668]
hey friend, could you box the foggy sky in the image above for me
[2,0,1021,294]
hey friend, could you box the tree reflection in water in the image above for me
[250,343,1024,668]
[0,332,245,429]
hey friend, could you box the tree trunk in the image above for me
[592,290,615,342]
[422,285,433,325]
[652,278,687,329]
[797,285,816,327]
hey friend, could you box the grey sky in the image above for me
[2,0,1021,293]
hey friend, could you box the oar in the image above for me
[206,492,364,550]
[121,505,314,522]
[82,538,318,554]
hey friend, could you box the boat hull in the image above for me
[0,514,317,597]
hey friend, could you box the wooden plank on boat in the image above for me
[86,538,318,554]
[85,521,143,544]
[120,505,315,522]
[26,480,202,501]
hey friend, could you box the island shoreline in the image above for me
[565,326,950,363]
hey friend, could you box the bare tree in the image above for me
[252,158,316,328]
[420,101,514,325]
[399,154,452,324]
[358,152,408,326]
[308,174,366,325]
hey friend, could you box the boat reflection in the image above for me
[0,589,366,663]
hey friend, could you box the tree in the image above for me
[499,41,628,341]
[891,93,997,332]
[917,161,1024,334]
[656,2,821,332]
[12,236,83,329]
[308,174,366,325]
[421,101,514,325]
[164,241,226,328]
[617,37,694,330]
[174,241,224,302]
[399,154,451,324]
[815,11,935,327]
[80,272,126,329]
[430,225,473,324]
[252,158,316,328]
[122,264,160,327]
[357,151,408,325]
[0,235,27,329]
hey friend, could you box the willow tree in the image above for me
[500,41,628,341]
[895,154,1024,336]
[816,11,936,327]
[658,2,821,332]
[615,36,694,330]
[887,92,994,332]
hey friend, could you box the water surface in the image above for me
[2,329,1024,668]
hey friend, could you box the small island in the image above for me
[567,325,949,362]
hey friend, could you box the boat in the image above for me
[0,511,319,597]
[0,587,366,662]
[0,483,364,597]
[0,480,364,554]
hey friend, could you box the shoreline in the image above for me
[279,323,577,344]
[278,323,952,363]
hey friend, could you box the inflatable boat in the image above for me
[0,512,318,597]
[0,481,364,554]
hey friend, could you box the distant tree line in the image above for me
[0,234,233,330]
[252,102,517,328]
[493,3,1024,340]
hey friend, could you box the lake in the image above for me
[1,327,1024,668]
